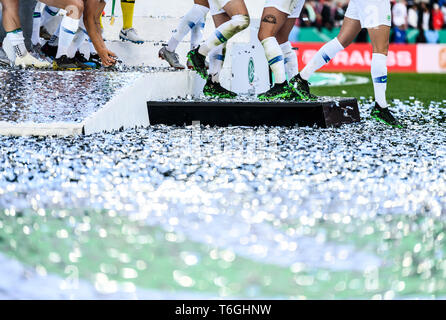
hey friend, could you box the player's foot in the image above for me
[258,81,300,101]
[74,52,95,69]
[119,28,144,44]
[88,53,102,69]
[290,73,318,100]
[158,46,185,70]
[187,58,209,70]
[41,42,58,60]
[53,55,82,71]
[15,52,51,69]
[371,103,403,128]
[203,77,237,99]
[187,47,207,79]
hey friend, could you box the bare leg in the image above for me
[276,18,296,45]
[368,25,390,55]
[194,0,209,8]
[337,17,362,48]
[258,7,288,42]
[222,0,249,18]
[1,0,20,32]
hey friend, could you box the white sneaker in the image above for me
[119,28,144,44]
[15,52,51,69]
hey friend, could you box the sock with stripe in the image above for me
[167,4,209,52]
[262,37,286,84]
[31,2,44,46]
[280,41,298,80]
[371,53,388,108]
[121,0,135,30]
[41,5,60,26]
[190,18,206,50]
[209,44,226,83]
[56,16,80,58]
[5,29,27,59]
[300,37,343,81]
[198,14,249,57]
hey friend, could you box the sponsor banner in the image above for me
[417,44,446,73]
[293,43,417,72]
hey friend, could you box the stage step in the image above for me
[147,98,361,128]
[0,69,200,136]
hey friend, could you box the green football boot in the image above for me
[290,73,318,100]
[371,103,403,128]
[187,47,208,79]
[258,81,301,101]
[203,77,237,99]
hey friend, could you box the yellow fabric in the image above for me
[99,14,103,29]
[121,0,135,30]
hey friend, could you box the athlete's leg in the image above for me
[160,1,209,69]
[188,0,250,78]
[1,0,51,68]
[202,12,237,98]
[300,17,360,81]
[198,0,249,56]
[277,18,299,80]
[41,0,84,59]
[369,25,390,108]
[119,0,144,44]
[258,7,289,85]
[31,2,45,46]
[368,25,401,127]
[190,0,209,50]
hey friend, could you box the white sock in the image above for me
[371,53,388,108]
[67,29,87,58]
[209,44,225,83]
[280,41,298,80]
[167,4,209,52]
[56,16,80,58]
[31,2,45,46]
[191,18,205,50]
[6,30,27,58]
[262,37,287,84]
[300,37,344,81]
[41,5,60,26]
[199,15,250,56]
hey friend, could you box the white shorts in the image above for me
[209,0,231,16]
[345,0,391,28]
[264,0,305,18]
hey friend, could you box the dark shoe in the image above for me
[290,73,318,100]
[74,51,95,69]
[53,55,82,71]
[41,42,58,60]
[203,77,237,99]
[258,81,300,101]
[187,47,207,79]
[88,53,102,68]
[371,103,403,128]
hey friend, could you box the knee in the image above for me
[66,0,84,18]
[232,14,250,32]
